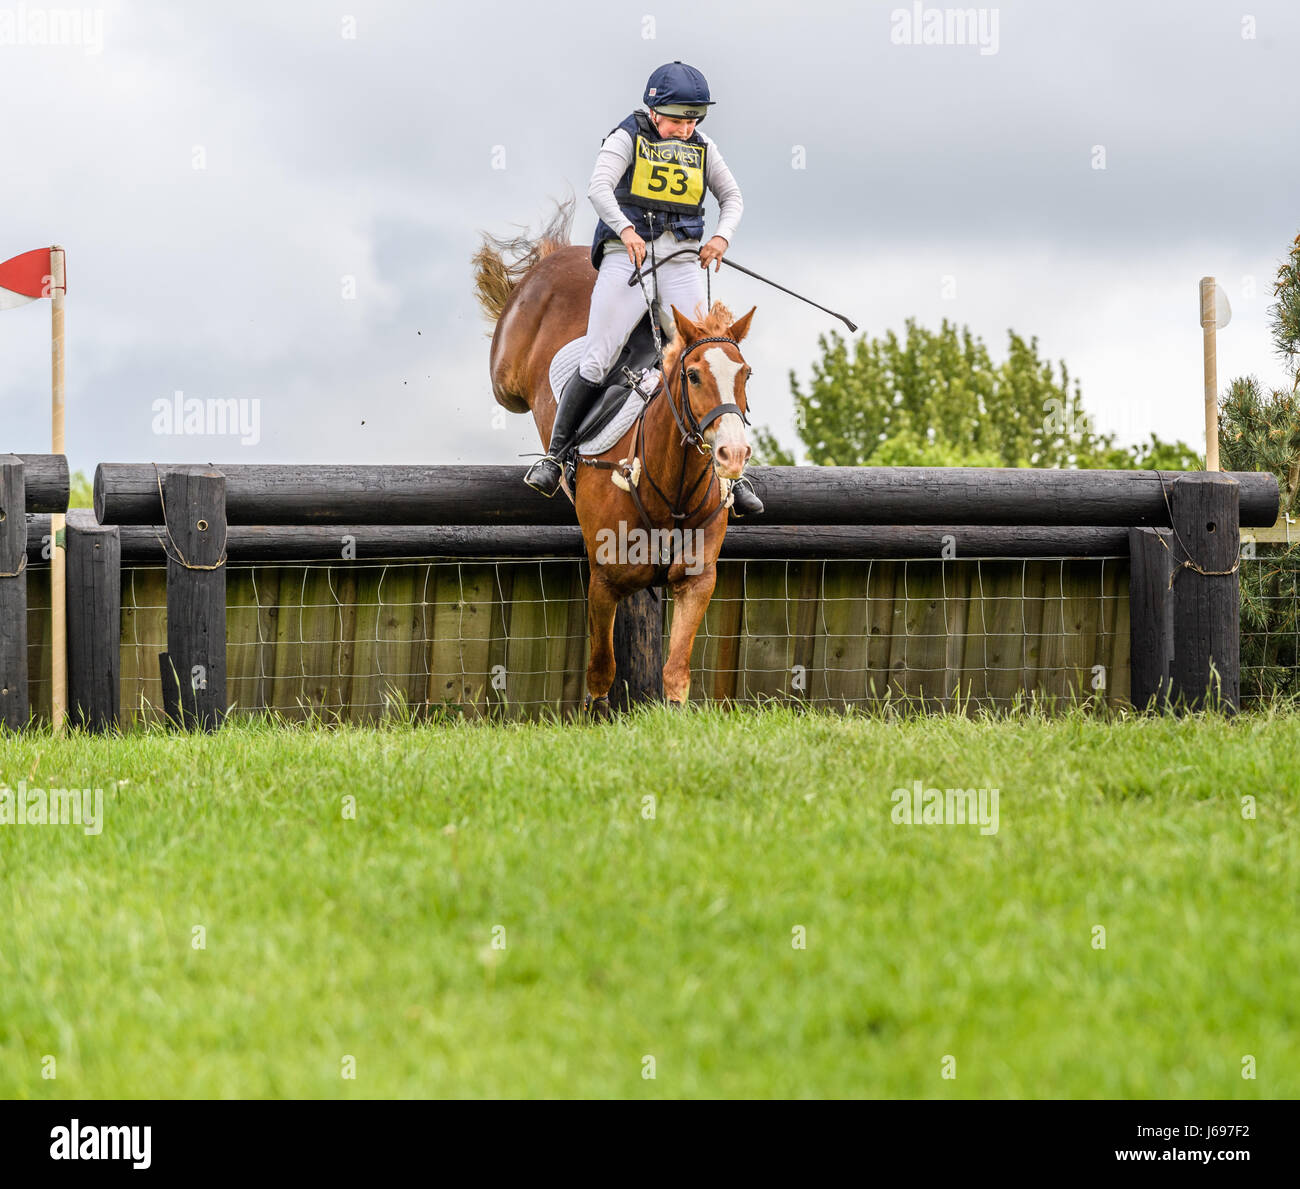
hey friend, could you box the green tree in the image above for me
[1221,233,1300,700]
[1219,233,1300,511]
[69,469,93,509]
[754,317,1194,469]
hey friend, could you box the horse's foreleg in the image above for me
[663,566,717,704]
[586,571,620,701]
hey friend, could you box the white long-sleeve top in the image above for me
[588,113,743,257]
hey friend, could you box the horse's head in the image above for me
[668,303,757,481]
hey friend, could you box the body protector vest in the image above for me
[589,110,709,269]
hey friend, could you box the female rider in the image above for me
[523,60,763,516]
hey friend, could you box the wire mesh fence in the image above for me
[1240,544,1300,703]
[22,547,1294,724]
[106,554,1130,723]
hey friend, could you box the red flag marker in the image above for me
[0,247,57,310]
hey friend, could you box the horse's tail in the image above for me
[472,196,575,324]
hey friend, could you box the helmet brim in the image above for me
[650,102,713,120]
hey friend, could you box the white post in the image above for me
[50,245,67,734]
[1200,276,1220,472]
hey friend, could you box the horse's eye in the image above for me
[687,368,700,385]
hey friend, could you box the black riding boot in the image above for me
[730,475,765,517]
[524,370,605,496]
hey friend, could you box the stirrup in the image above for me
[523,454,563,496]
[729,477,764,517]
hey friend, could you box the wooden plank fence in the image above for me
[99,554,1130,726]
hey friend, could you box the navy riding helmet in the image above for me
[643,60,715,122]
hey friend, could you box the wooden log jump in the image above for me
[14,453,69,514]
[43,461,1278,728]
[27,518,1136,563]
[94,464,1280,529]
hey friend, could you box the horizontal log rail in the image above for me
[14,454,68,513]
[93,464,1280,529]
[27,517,1133,564]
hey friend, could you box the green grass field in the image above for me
[1,705,1296,1098]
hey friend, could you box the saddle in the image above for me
[571,311,662,447]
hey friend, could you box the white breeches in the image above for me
[578,232,709,383]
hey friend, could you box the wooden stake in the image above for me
[1127,527,1174,710]
[50,246,67,735]
[1200,276,1220,472]
[0,457,30,730]
[1169,472,1240,710]
[160,467,227,730]
[66,509,121,732]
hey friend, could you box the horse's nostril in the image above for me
[715,444,747,473]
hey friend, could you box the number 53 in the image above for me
[647,164,689,195]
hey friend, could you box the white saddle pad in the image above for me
[549,335,649,457]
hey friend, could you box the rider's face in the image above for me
[650,111,697,140]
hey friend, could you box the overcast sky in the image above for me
[2,0,1296,478]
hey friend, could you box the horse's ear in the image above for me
[671,304,699,343]
[727,305,757,344]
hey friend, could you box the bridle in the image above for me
[666,334,750,451]
[579,330,752,568]
[643,332,750,524]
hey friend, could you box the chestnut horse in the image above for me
[473,201,756,707]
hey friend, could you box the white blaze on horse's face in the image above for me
[700,346,751,480]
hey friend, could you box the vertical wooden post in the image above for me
[1200,276,1221,472]
[1127,527,1174,709]
[612,586,664,709]
[1168,472,1240,711]
[49,245,68,734]
[158,467,227,730]
[0,456,29,730]
[66,509,121,732]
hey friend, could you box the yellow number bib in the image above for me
[627,133,707,212]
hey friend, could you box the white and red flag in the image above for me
[0,247,57,310]
[1,244,69,732]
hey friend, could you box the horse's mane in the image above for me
[662,301,736,378]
